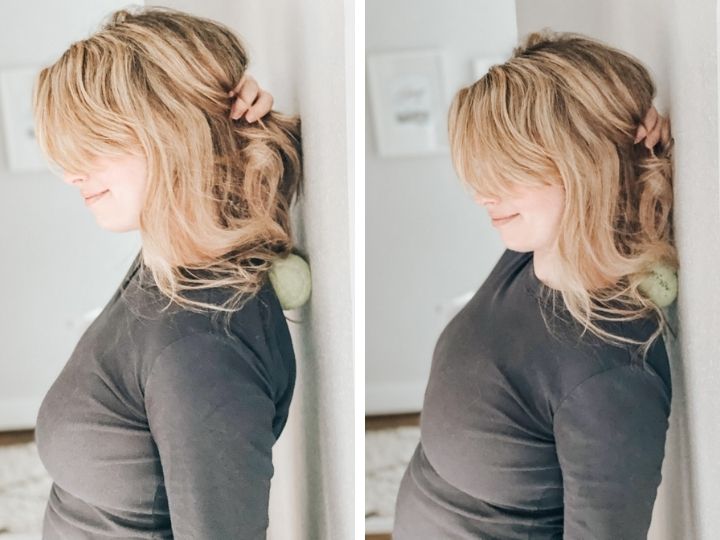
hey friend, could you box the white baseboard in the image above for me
[365,381,426,415]
[0,398,39,431]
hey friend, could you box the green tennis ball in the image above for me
[268,253,312,310]
[639,262,678,308]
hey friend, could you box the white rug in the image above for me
[0,442,51,537]
[365,425,420,534]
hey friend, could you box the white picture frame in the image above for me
[367,49,447,157]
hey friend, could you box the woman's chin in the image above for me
[95,216,139,233]
[499,236,534,253]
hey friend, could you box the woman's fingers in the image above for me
[230,97,250,120]
[237,76,260,107]
[228,74,258,120]
[644,124,661,149]
[644,115,672,150]
[228,74,247,98]
[228,74,273,122]
[635,105,658,143]
[660,116,671,147]
[229,74,251,120]
[643,106,659,132]
[634,106,674,150]
[634,124,647,144]
[245,91,274,122]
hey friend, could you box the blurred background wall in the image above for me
[365,0,516,414]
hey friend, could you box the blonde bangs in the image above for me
[33,41,141,175]
[449,70,560,200]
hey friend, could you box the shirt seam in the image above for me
[551,363,638,422]
[142,330,235,411]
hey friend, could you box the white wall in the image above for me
[365,0,517,413]
[148,2,355,539]
[515,1,717,538]
[0,1,143,430]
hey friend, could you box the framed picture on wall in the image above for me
[367,49,448,157]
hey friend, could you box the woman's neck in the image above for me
[533,246,614,292]
[532,247,564,291]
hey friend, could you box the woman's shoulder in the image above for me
[557,313,672,404]
[121,271,288,362]
[137,281,294,399]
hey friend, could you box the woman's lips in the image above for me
[491,213,519,226]
[84,190,109,205]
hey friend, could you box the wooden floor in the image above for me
[366,413,420,540]
[366,412,420,431]
[0,429,34,446]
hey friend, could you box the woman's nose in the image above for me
[475,193,499,206]
[62,171,85,186]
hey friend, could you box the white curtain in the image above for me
[150,1,354,538]
[516,1,719,538]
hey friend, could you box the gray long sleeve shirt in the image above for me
[393,248,672,539]
[35,250,296,539]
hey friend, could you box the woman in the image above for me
[392,29,677,539]
[31,7,301,538]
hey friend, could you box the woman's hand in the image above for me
[634,105,671,150]
[228,74,274,122]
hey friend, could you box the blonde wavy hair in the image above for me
[32,7,303,335]
[448,28,677,365]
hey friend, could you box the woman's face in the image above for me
[63,154,148,232]
[474,183,565,254]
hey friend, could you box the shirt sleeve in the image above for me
[553,363,671,539]
[144,332,278,539]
